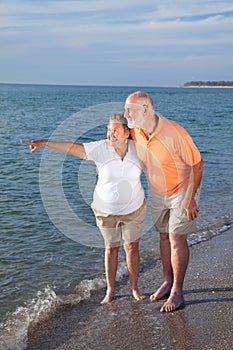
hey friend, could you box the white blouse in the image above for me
[84,139,145,215]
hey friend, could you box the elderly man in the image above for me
[124,91,204,312]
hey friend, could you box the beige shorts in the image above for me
[151,188,201,235]
[92,199,146,246]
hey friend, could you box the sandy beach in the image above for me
[27,229,233,350]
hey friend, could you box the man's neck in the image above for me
[143,114,158,138]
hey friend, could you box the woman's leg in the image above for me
[101,243,120,304]
[124,240,146,301]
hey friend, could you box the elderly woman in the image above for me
[22,113,146,304]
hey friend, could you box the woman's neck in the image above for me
[114,141,128,160]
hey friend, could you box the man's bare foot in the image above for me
[160,292,185,312]
[150,281,172,302]
[132,289,146,301]
[100,291,114,304]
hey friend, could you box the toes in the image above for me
[132,291,146,301]
[160,300,185,312]
[100,293,114,304]
[150,294,157,302]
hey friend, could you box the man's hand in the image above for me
[181,198,199,221]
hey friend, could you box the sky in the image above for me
[0,0,233,86]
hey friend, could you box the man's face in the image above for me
[124,99,145,129]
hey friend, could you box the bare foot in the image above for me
[100,291,114,304]
[160,292,185,312]
[150,281,172,302]
[132,289,146,301]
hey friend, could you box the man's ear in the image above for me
[143,104,148,114]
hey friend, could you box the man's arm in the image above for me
[181,158,204,221]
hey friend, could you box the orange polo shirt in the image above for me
[131,116,202,196]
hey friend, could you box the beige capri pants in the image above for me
[92,199,146,246]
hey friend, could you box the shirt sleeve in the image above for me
[176,132,202,166]
[83,139,108,163]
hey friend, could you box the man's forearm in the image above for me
[186,158,204,200]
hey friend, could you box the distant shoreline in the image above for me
[183,81,233,88]
[183,85,233,88]
[1,81,233,88]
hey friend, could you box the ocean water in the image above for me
[0,84,232,349]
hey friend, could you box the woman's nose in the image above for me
[108,130,115,138]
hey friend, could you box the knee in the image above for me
[169,234,187,251]
[105,246,119,256]
[124,241,139,256]
[160,232,170,242]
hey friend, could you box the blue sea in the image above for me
[0,84,232,349]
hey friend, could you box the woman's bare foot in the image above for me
[160,292,185,312]
[150,281,172,302]
[100,290,114,304]
[132,289,146,301]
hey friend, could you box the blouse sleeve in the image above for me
[83,139,108,163]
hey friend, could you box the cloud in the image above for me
[150,0,233,20]
[0,0,232,85]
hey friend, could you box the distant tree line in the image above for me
[184,81,233,87]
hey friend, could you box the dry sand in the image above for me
[27,229,233,350]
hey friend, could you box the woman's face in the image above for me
[107,122,129,146]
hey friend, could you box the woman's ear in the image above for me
[126,130,130,139]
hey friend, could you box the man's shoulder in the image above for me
[130,128,144,140]
[160,117,188,137]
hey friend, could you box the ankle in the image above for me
[163,279,173,286]
[106,288,114,295]
[170,288,183,297]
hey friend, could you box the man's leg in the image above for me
[150,232,173,302]
[160,233,189,312]
[124,240,146,301]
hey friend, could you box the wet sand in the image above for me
[27,229,233,350]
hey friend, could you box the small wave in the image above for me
[187,222,232,246]
[0,287,59,350]
[0,279,102,350]
[0,263,130,350]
